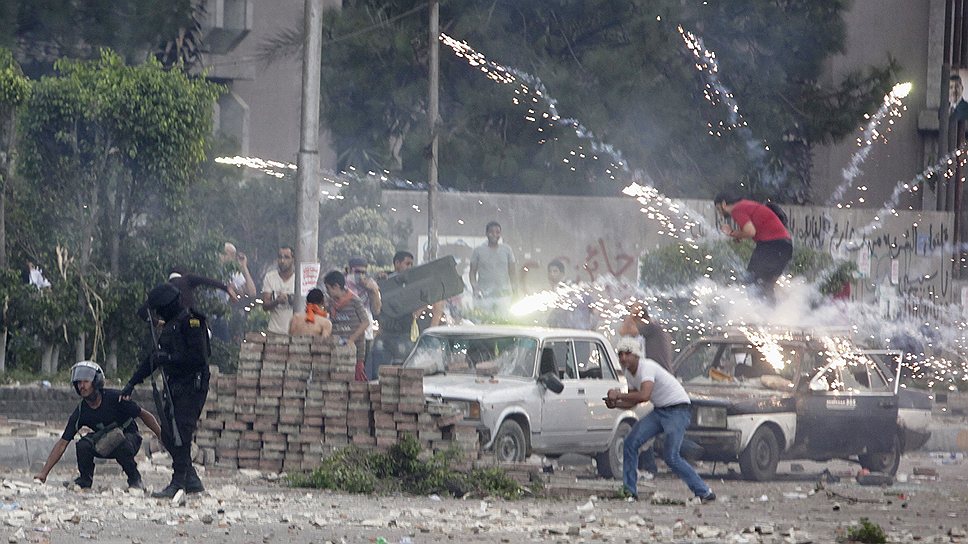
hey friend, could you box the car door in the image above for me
[839,353,898,454]
[795,349,898,457]
[539,340,587,449]
[573,339,619,446]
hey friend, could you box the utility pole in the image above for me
[295,0,324,307]
[427,0,440,261]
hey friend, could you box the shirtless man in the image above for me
[289,288,332,337]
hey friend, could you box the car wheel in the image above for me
[493,420,527,463]
[595,420,631,480]
[859,433,901,475]
[739,426,780,481]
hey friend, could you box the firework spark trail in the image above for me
[439,33,627,176]
[215,155,297,178]
[826,83,913,208]
[677,25,777,186]
[852,144,968,237]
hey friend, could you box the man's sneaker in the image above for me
[72,476,92,489]
[638,471,655,482]
[618,486,638,501]
[151,483,182,499]
[698,490,716,503]
[127,478,145,490]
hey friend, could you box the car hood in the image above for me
[422,374,538,401]
[683,383,795,414]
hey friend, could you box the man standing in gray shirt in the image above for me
[469,221,517,316]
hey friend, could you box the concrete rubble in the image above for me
[0,452,966,543]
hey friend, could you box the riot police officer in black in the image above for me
[122,283,210,498]
[35,361,163,489]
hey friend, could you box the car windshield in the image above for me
[675,341,798,391]
[403,333,539,378]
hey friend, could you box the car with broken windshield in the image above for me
[671,329,913,480]
[402,325,638,478]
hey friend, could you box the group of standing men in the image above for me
[258,245,438,381]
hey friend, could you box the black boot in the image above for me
[151,473,184,499]
[183,466,204,494]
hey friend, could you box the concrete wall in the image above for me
[382,190,960,313]
[811,0,935,209]
[205,0,339,167]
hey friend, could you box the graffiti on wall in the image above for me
[788,209,954,318]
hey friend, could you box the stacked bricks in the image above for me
[197,332,482,473]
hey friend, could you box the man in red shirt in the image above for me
[714,193,793,302]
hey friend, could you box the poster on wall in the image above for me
[300,262,320,293]
[857,250,871,278]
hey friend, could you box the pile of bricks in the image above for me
[195,333,480,472]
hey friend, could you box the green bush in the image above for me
[289,434,527,499]
[845,518,886,544]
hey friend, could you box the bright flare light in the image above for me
[893,82,913,99]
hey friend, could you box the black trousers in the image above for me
[165,375,209,480]
[76,432,142,483]
[746,238,793,301]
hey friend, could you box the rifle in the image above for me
[145,309,183,448]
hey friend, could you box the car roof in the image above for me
[420,324,611,343]
[690,325,854,344]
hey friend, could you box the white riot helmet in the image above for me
[70,361,104,395]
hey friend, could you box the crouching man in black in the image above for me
[122,283,210,498]
[34,361,162,490]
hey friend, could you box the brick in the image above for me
[223,420,247,432]
[258,459,284,472]
[277,423,301,435]
[238,458,260,469]
[252,420,277,432]
[244,332,267,343]
[398,401,425,414]
[238,440,261,450]
[237,448,260,460]
[324,425,348,436]
[352,434,376,446]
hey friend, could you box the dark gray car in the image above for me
[671,330,904,480]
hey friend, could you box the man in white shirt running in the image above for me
[606,337,715,502]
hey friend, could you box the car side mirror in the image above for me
[538,372,564,394]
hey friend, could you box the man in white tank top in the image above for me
[606,337,715,502]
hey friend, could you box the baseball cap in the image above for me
[348,256,367,269]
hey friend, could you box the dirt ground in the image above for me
[2,452,966,543]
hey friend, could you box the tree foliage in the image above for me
[322,207,397,269]
[310,0,896,202]
[6,50,221,373]
[0,0,199,72]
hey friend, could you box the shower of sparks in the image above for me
[828,82,914,208]
[214,157,441,201]
[620,182,711,239]
[677,25,774,188]
[440,33,627,179]
[739,327,796,372]
[850,144,968,236]
[677,25,748,136]
[215,155,296,178]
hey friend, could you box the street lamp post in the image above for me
[295,0,324,307]
[427,0,440,261]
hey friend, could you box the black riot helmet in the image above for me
[70,361,104,395]
[146,283,183,321]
